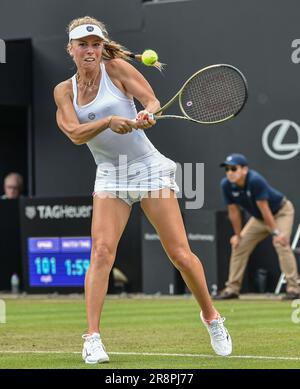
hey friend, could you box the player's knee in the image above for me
[231,240,251,255]
[91,243,114,270]
[169,247,193,272]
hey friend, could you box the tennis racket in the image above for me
[149,64,248,125]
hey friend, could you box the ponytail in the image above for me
[103,41,164,71]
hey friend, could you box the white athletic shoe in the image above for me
[82,333,109,364]
[200,312,232,356]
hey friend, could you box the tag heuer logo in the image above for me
[25,206,36,219]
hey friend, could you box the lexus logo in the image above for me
[262,120,300,160]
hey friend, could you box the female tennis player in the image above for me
[54,16,232,364]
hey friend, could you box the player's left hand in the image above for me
[273,233,288,247]
[136,110,156,129]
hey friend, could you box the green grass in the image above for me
[0,296,300,369]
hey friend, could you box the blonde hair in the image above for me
[67,16,163,70]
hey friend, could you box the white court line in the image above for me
[1,350,300,361]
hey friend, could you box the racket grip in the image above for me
[139,112,159,120]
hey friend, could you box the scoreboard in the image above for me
[28,237,91,287]
[20,197,93,293]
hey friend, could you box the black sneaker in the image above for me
[282,292,300,300]
[213,291,239,300]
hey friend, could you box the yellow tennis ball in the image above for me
[142,49,158,66]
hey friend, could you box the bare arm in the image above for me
[228,204,242,236]
[54,81,137,145]
[107,59,161,128]
[227,204,243,249]
[256,200,288,246]
[54,81,110,145]
[256,200,277,231]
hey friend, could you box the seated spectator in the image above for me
[1,172,23,199]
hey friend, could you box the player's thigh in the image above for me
[274,202,295,239]
[240,217,268,242]
[141,189,190,254]
[91,193,131,250]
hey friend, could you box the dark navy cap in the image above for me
[220,153,248,167]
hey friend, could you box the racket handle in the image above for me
[141,112,161,120]
[148,113,162,120]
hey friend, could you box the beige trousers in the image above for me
[225,200,300,294]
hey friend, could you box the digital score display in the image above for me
[28,237,91,287]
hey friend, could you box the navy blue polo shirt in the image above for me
[221,170,284,219]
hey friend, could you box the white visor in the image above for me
[69,24,106,42]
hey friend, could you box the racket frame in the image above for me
[151,64,248,125]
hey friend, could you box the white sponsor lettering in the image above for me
[188,233,215,242]
[37,241,54,249]
[40,275,53,284]
[144,233,160,241]
[62,240,91,249]
[25,205,92,219]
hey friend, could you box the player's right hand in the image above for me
[273,234,288,247]
[136,110,156,129]
[110,116,138,134]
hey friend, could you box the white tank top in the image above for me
[71,62,157,165]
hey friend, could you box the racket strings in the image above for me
[180,66,247,123]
